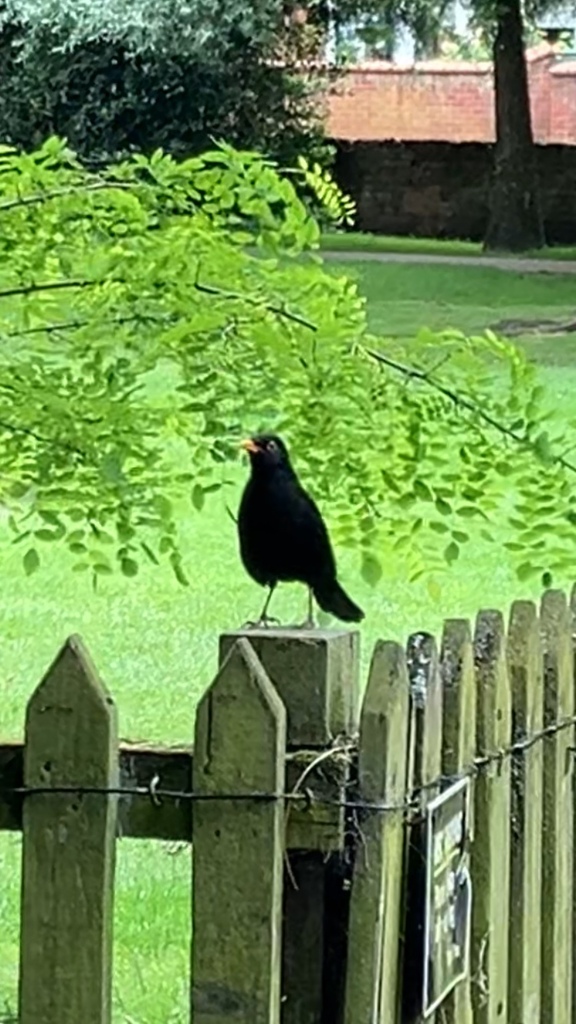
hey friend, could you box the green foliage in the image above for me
[0,136,359,586]
[292,155,356,227]
[0,0,281,57]
[0,0,331,168]
[1,135,576,592]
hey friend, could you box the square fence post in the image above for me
[220,628,360,1024]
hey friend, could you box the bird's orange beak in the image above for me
[240,438,260,454]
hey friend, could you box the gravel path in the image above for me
[322,249,576,274]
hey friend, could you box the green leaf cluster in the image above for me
[1,135,575,592]
[0,137,363,585]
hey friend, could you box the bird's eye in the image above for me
[266,440,277,451]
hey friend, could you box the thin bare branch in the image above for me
[193,276,317,331]
[0,280,96,301]
[0,418,85,457]
[6,312,174,339]
[365,345,576,475]
[0,180,135,214]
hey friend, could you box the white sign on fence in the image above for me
[422,775,472,1018]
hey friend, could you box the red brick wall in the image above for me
[326,44,576,145]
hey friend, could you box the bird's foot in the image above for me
[240,614,282,630]
[284,616,317,631]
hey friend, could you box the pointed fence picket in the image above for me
[19,637,118,1024]
[0,587,576,1022]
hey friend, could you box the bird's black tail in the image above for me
[313,579,365,623]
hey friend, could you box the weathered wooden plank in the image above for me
[343,640,410,1024]
[402,632,444,1023]
[406,632,443,795]
[472,610,512,1024]
[540,589,574,1024]
[0,741,345,850]
[274,630,358,1024]
[192,638,286,1024]
[440,619,475,779]
[220,628,360,747]
[439,619,475,1024]
[506,601,543,1024]
[18,636,118,1024]
[281,853,326,1024]
[0,742,192,837]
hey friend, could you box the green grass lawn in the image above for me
[1,257,576,1022]
[342,259,576,365]
[321,229,576,262]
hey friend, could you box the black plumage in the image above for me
[238,434,364,627]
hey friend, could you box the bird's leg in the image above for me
[305,586,317,629]
[259,584,278,623]
[241,584,281,629]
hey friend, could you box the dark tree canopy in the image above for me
[0,0,332,167]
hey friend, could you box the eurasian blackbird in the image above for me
[238,434,364,626]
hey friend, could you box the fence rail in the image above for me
[2,591,576,1023]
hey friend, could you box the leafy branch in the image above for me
[0,180,135,214]
[365,345,576,475]
[0,137,573,590]
[0,417,85,456]
[7,312,174,338]
[194,274,317,331]
[0,279,97,300]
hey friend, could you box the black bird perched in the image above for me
[238,433,364,627]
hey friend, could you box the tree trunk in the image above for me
[483,0,545,252]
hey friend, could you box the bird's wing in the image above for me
[282,481,337,580]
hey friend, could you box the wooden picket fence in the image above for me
[1,585,576,1024]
